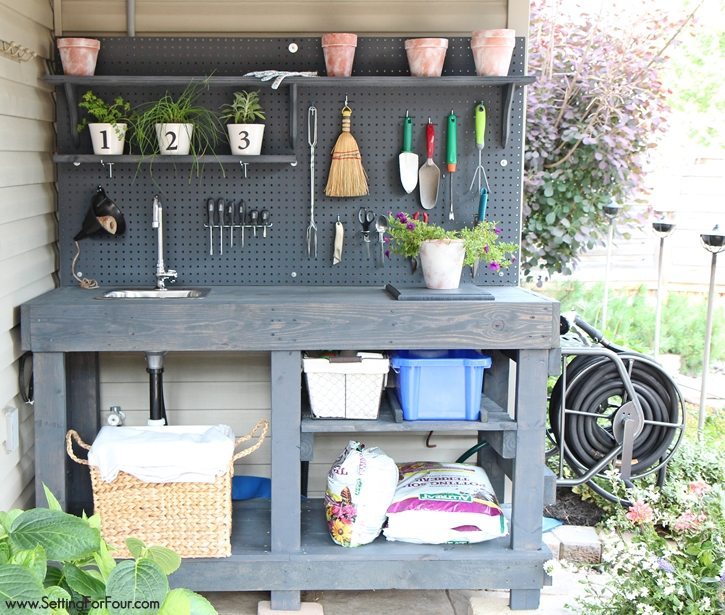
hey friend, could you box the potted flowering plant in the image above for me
[386,212,517,289]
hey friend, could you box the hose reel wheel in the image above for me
[549,349,685,498]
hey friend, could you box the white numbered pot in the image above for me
[227,124,265,156]
[419,239,465,290]
[155,123,193,155]
[88,123,126,155]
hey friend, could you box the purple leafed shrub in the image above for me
[522,0,699,281]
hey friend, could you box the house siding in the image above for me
[0,0,55,509]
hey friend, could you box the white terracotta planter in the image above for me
[227,124,265,155]
[57,38,100,76]
[88,123,126,155]
[419,239,465,290]
[471,29,516,77]
[155,123,193,155]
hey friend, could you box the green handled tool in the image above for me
[471,104,491,278]
[469,103,491,197]
[399,111,418,194]
[447,111,457,221]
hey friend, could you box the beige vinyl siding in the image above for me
[0,0,55,510]
[101,352,477,497]
[58,0,511,35]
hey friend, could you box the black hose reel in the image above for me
[547,314,685,503]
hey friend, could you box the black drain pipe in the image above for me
[145,352,167,425]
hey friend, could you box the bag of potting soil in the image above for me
[383,461,508,544]
[325,441,398,547]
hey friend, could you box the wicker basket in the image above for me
[66,419,268,558]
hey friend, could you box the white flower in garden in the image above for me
[543,559,557,575]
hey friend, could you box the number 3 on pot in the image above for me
[236,130,250,151]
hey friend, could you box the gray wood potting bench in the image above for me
[21,285,559,611]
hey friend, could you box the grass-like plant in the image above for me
[219,90,265,124]
[76,91,132,137]
[131,78,222,168]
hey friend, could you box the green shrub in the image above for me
[540,281,725,375]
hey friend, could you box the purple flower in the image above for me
[656,558,675,574]
[494,227,503,235]
[488,262,500,271]
[384,250,390,258]
[483,245,490,253]
[396,212,408,223]
[406,223,415,230]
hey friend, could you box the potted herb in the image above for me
[386,212,517,289]
[219,90,266,155]
[77,91,132,155]
[132,78,221,161]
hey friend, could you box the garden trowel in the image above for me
[399,113,418,193]
[419,119,440,209]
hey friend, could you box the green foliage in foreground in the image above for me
[0,486,217,615]
[539,281,725,375]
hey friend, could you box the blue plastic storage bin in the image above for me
[390,350,492,420]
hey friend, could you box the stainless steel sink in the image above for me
[98,288,210,299]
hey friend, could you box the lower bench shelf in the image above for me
[170,499,550,592]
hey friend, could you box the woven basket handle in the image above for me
[66,429,91,466]
[232,419,269,462]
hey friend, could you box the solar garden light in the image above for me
[652,216,676,359]
[601,201,623,333]
[698,224,724,442]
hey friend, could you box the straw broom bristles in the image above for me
[325,106,368,197]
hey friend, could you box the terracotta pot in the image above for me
[155,123,193,155]
[419,239,465,290]
[57,38,100,76]
[470,30,515,77]
[321,33,357,77]
[405,38,448,77]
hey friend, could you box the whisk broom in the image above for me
[325,101,368,197]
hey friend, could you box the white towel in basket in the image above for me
[88,424,236,483]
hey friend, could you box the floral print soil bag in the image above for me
[325,441,398,547]
[384,461,508,544]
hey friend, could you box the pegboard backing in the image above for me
[55,37,527,287]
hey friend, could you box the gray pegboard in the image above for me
[56,37,527,287]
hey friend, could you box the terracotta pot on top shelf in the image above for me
[405,38,448,77]
[322,33,357,77]
[470,29,515,77]
[57,38,100,76]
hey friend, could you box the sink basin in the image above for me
[98,288,210,299]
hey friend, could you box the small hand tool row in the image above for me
[202,197,272,255]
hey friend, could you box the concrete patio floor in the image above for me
[202,568,589,614]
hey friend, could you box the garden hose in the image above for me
[549,350,683,482]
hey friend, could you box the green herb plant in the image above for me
[76,91,132,138]
[386,212,517,271]
[0,485,217,615]
[131,78,222,173]
[219,90,265,124]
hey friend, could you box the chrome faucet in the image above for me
[152,195,177,289]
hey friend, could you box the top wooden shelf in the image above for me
[43,75,536,88]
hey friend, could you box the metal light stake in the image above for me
[652,219,676,359]
[698,225,724,442]
[601,202,622,333]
